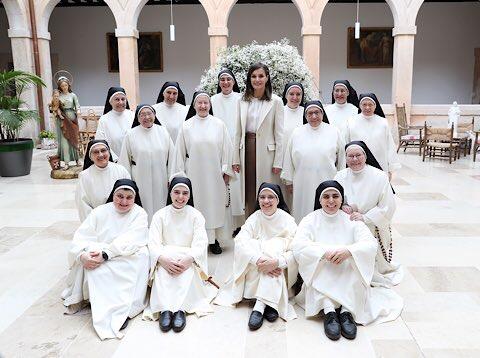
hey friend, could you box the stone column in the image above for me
[115,28,140,108]
[208,26,228,67]
[302,26,322,96]
[36,29,53,132]
[391,26,416,123]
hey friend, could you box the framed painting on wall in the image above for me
[107,32,163,72]
[347,27,393,68]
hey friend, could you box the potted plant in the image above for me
[39,130,56,150]
[0,70,45,177]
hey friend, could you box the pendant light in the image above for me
[170,0,175,42]
[355,0,360,39]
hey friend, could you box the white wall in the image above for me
[45,2,480,107]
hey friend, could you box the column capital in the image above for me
[8,28,31,38]
[37,31,51,41]
[392,26,417,36]
[115,27,139,38]
[301,26,322,36]
[208,27,229,37]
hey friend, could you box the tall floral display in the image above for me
[199,39,317,99]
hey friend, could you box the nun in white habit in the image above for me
[292,180,403,341]
[281,82,305,209]
[215,183,298,330]
[334,141,402,286]
[211,69,244,229]
[75,139,131,222]
[281,100,346,223]
[147,177,216,333]
[62,179,149,340]
[152,81,188,143]
[172,91,234,254]
[118,104,174,222]
[95,87,134,161]
[347,93,401,179]
[325,80,359,142]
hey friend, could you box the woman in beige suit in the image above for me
[233,63,284,217]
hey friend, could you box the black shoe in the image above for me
[339,311,357,339]
[263,305,279,322]
[248,310,264,330]
[159,311,173,332]
[172,311,186,333]
[120,317,130,330]
[209,240,222,255]
[232,227,241,237]
[324,311,341,341]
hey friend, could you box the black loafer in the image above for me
[263,305,279,322]
[159,311,173,332]
[248,310,264,331]
[120,317,130,331]
[324,311,341,341]
[172,311,186,333]
[209,240,223,255]
[339,311,357,339]
[232,227,241,237]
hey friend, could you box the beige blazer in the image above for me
[233,94,284,209]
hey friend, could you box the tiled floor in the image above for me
[1,149,480,358]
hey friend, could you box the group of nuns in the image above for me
[66,62,404,341]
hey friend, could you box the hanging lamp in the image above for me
[355,0,360,39]
[170,0,175,41]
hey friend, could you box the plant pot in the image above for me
[41,138,57,150]
[0,138,34,177]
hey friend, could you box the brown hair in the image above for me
[57,79,72,93]
[243,62,272,102]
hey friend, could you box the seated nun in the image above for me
[62,179,150,340]
[334,141,402,286]
[75,140,130,222]
[147,177,217,333]
[95,87,134,160]
[215,183,298,331]
[292,180,403,341]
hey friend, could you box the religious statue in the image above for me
[448,101,461,137]
[51,72,80,169]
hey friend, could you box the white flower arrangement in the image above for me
[198,39,317,100]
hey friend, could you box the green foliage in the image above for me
[39,130,55,139]
[0,70,46,141]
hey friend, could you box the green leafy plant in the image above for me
[0,70,46,141]
[39,130,55,139]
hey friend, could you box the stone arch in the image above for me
[2,0,30,35]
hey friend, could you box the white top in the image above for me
[95,109,134,160]
[211,91,242,140]
[246,98,263,133]
[282,105,304,159]
[75,162,131,222]
[325,102,358,142]
[152,102,189,143]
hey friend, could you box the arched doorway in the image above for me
[0,6,14,73]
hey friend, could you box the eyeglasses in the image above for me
[346,154,365,160]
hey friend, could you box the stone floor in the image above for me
[1,149,480,358]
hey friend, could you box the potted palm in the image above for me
[0,70,45,177]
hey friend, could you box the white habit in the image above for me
[172,114,234,243]
[292,209,403,325]
[118,124,175,222]
[325,102,358,142]
[61,203,150,340]
[148,205,216,316]
[95,109,134,160]
[211,92,244,219]
[75,162,131,222]
[347,114,401,173]
[334,165,403,286]
[152,102,188,143]
[281,123,346,223]
[215,209,298,321]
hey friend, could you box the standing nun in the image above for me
[292,180,403,341]
[95,87,134,161]
[63,179,149,340]
[347,93,400,180]
[325,80,359,141]
[76,140,130,222]
[152,81,188,143]
[281,100,345,223]
[118,104,174,222]
[233,63,284,217]
[211,69,244,230]
[215,183,298,330]
[334,141,402,286]
[172,91,234,254]
[147,177,216,333]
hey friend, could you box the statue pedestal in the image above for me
[50,166,82,179]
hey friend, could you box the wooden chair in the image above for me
[422,122,459,164]
[473,131,480,162]
[454,117,475,157]
[396,103,423,155]
[78,109,99,158]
